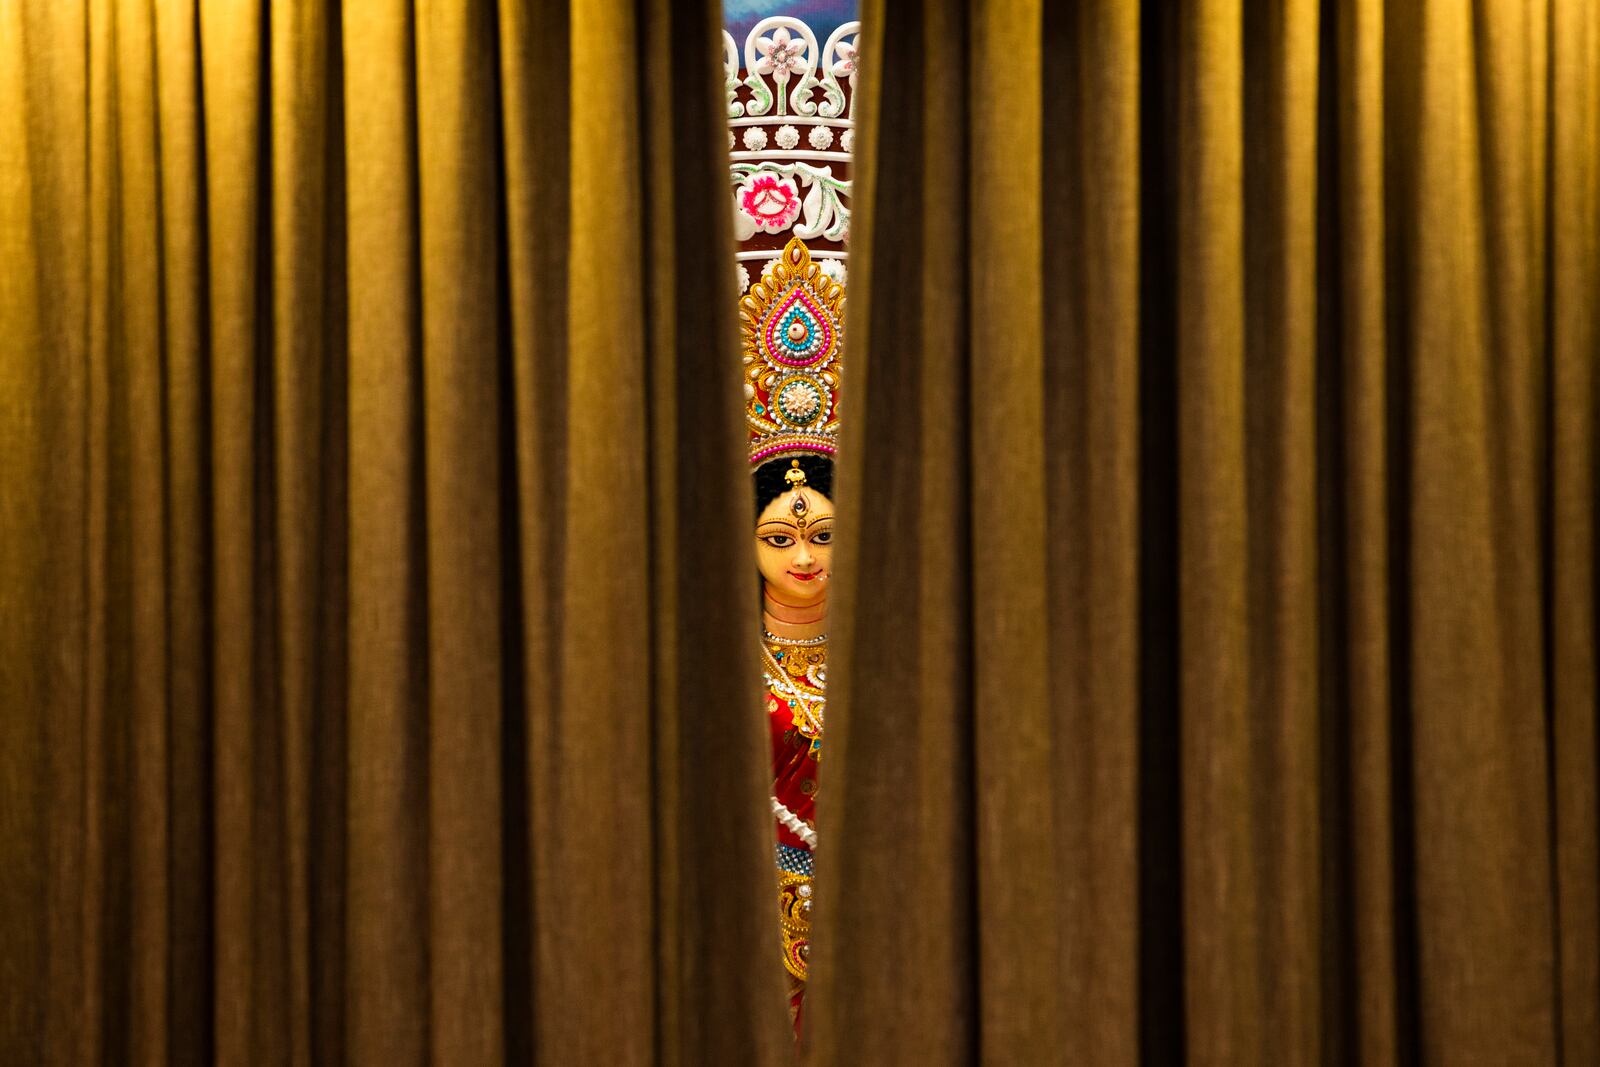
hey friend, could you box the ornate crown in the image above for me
[725,16,858,467]
[741,237,845,464]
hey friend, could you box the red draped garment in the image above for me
[762,633,824,1035]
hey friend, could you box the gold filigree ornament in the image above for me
[762,637,825,757]
[742,237,845,467]
[777,871,814,982]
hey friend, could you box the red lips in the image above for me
[788,571,821,582]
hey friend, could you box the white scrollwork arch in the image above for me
[815,22,860,120]
[742,16,822,118]
[723,30,745,117]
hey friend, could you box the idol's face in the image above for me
[755,487,834,605]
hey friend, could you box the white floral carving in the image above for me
[755,27,807,78]
[723,30,744,117]
[742,18,821,117]
[730,161,850,242]
[735,19,859,120]
[736,171,804,234]
[729,19,854,292]
[830,38,858,79]
[814,24,861,119]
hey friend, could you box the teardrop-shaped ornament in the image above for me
[762,287,836,369]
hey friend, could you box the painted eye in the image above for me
[763,534,796,548]
[811,530,832,545]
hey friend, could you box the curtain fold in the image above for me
[0,1,790,1063]
[818,0,1600,1063]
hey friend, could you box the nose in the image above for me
[792,541,814,568]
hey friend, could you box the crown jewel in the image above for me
[742,238,844,464]
[726,16,857,468]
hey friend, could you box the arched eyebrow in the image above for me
[757,519,801,534]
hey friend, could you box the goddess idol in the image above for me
[746,241,841,1033]
[723,11,857,1033]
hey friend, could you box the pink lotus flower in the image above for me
[738,173,804,233]
[755,27,807,78]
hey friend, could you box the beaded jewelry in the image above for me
[761,637,825,758]
[771,795,818,848]
[763,629,828,647]
[741,237,845,467]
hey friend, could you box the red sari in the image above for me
[762,633,825,1034]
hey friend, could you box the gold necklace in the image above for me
[762,635,826,751]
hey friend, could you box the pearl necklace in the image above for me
[763,628,828,647]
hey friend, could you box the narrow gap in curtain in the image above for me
[1377,3,1421,1056]
[1380,218,1423,1067]
[646,10,672,1052]
[630,4,660,1058]
[401,2,435,1033]
[148,1,184,1049]
[499,0,578,1039]
[310,1,351,1055]
[102,3,135,1044]
[953,0,981,1054]
[185,4,221,1057]
[1581,10,1600,1050]
[1590,0,1600,895]
[1311,0,1356,1058]
[1536,6,1568,1053]
[1589,50,1600,1050]
[1135,3,1185,1063]
[484,0,535,1060]
[250,1,288,1046]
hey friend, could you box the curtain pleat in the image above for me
[820,0,1600,1063]
[1327,3,1399,1062]
[414,2,506,1059]
[1550,5,1600,1064]
[343,1,429,1062]
[0,1,789,1063]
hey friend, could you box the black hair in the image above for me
[753,454,834,515]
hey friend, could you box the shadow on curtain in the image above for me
[816,0,1598,1063]
[0,0,791,1062]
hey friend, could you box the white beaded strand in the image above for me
[771,795,818,849]
[763,664,824,736]
[763,629,828,647]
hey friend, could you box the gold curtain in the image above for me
[819,0,1598,1063]
[0,1,791,1062]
